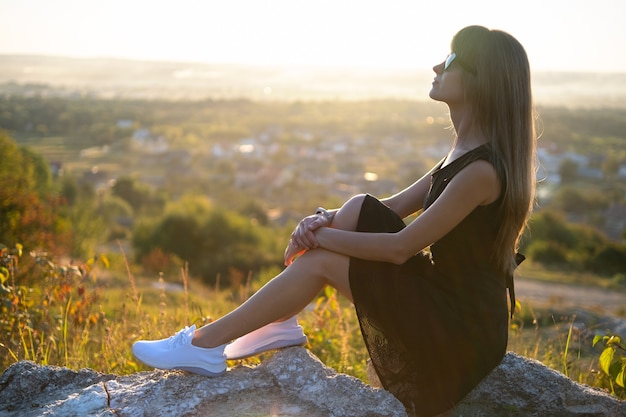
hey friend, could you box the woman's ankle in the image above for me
[192,328,224,348]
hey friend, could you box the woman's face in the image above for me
[429,54,465,106]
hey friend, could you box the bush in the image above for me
[132,195,281,285]
[585,244,626,276]
[0,242,108,371]
[526,240,569,265]
[523,209,617,273]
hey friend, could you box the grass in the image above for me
[518,261,626,291]
[16,136,79,162]
[509,306,597,386]
[0,248,623,400]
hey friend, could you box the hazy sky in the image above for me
[1,0,624,73]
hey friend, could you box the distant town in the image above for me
[60,117,626,241]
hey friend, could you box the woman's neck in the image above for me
[438,106,487,168]
[449,106,487,151]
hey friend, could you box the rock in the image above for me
[456,352,625,417]
[0,348,405,417]
[0,348,624,417]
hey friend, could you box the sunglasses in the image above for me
[444,53,477,75]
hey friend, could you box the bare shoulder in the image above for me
[451,159,501,205]
[463,159,498,179]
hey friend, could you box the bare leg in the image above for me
[192,194,366,348]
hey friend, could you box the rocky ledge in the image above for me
[0,348,623,417]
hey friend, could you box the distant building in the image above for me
[131,129,169,154]
[132,128,151,141]
[49,161,63,177]
[536,147,605,184]
[116,119,134,129]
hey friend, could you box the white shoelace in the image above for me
[167,326,193,349]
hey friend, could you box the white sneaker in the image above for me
[225,315,308,360]
[132,324,227,376]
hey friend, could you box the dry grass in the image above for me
[0,250,622,398]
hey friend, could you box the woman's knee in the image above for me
[333,194,367,230]
[344,193,368,209]
[299,249,352,300]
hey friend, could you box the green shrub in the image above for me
[585,244,626,276]
[593,334,626,399]
[526,240,569,265]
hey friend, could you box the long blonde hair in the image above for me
[452,26,536,274]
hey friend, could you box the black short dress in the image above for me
[349,145,515,417]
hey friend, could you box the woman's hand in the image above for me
[284,239,306,266]
[283,214,330,265]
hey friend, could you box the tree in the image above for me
[132,195,280,284]
[523,210,577,250]
[19,147,52,196]
[60,175,80,206]
[0,131,107,258]
[526,240,569,265]
[111,176,158,214]
[585,244,626,276]
[0,130,65,254]
[523,209,613,271]
[558,159,579,184]
[602,156,621,179]
[552,186,608,215]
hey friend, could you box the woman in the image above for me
[133,25,536,417]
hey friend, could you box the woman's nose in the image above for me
[433,62,444,74]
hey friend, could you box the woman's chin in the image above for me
[428,90,442,102]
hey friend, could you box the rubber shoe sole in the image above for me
[226,334,308,360]
[225,317,308,360]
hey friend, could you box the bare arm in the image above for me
[380,161,441,219]
[314,160,500,264]
[284,165,435,265]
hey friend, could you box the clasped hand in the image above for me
[284,214,330,266]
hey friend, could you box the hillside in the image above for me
[1,54,626,106]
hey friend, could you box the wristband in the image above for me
[315,207,332,222]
